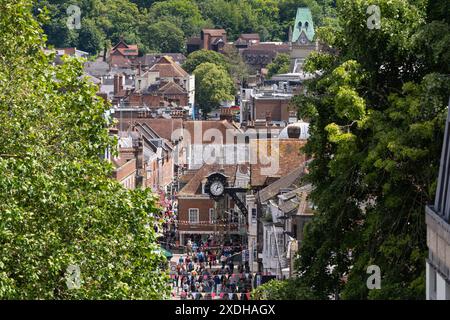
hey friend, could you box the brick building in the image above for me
[116,56,195,109]
[177,164,249,245]
[187,29,227,54]
[108,39,139,68]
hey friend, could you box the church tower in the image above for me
[290,7,317,73]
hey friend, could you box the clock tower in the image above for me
[290,7,317,73]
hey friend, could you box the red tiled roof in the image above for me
[239,34,260,41]
[250,139,308,187]
[149,56,189,78]
[111,40,139,56]
[158,81,186,95]
[183,120,242,144]
[179,164,247,196]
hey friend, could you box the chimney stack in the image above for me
[114,73,124,96]
[220,107,233,122]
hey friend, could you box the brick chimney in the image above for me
[220,107,233,122]
[114,73,124,96]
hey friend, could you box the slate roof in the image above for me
[118,118,184,142]
[258,166,305,203]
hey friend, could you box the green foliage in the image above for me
[0,0,170,299]
[78,19,104,55]
[197,0,259,40]
[288,0,450,300]
[266,53,291,78]
[252,279,318,300]
[183,49,229,74]
[38,0,337,54]
[222,45,250,83]
[148,0,208,37]
[193,62,235,116]
[142,21,186,53]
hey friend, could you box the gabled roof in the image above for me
[158,81,187,95]
[258,166,305,203]
[149,56,189,78]
[132,123,173,153]
[292,7,315,42]
[111,39,139,56]
[137,53,186,67]
[118,118,184,142]
[178,164,247,196]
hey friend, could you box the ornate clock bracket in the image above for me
[205,172,248,222]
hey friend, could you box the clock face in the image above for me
[210,181,225,196]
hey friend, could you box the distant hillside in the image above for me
[36,0,336,55]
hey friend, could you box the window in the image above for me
[188,209,199,224]
[251,208,257,223]
[209,208,215,223]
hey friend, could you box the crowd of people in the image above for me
[170,237,253,300]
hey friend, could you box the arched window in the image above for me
[305,21,309,30]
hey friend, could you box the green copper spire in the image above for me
[292,7,315,43]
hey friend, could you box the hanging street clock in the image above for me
[204,172,228,200]
[204,171,249,221]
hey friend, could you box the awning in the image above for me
[161,247,173,259]
[155,246,173,260]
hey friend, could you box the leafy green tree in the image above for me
[183,49,229,73]
[91,0,144,45]
[222,45,250,84]
[0,0,169,299]
[193,62,235,116]
[288,0,450,300]
[197,0,260,40]
[252,279,318,300]
[266,53,291,78]
[142,21,186,53]
[78,18,104,55]
[130,0,161,8]
[148,0,208,37]
[248,0,283,40]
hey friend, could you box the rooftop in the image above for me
[292,7,315,42]
[149,56,189,78]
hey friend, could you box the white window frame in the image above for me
[209,208,215,223]
[251,208,257,223]
[188,208,199,224]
